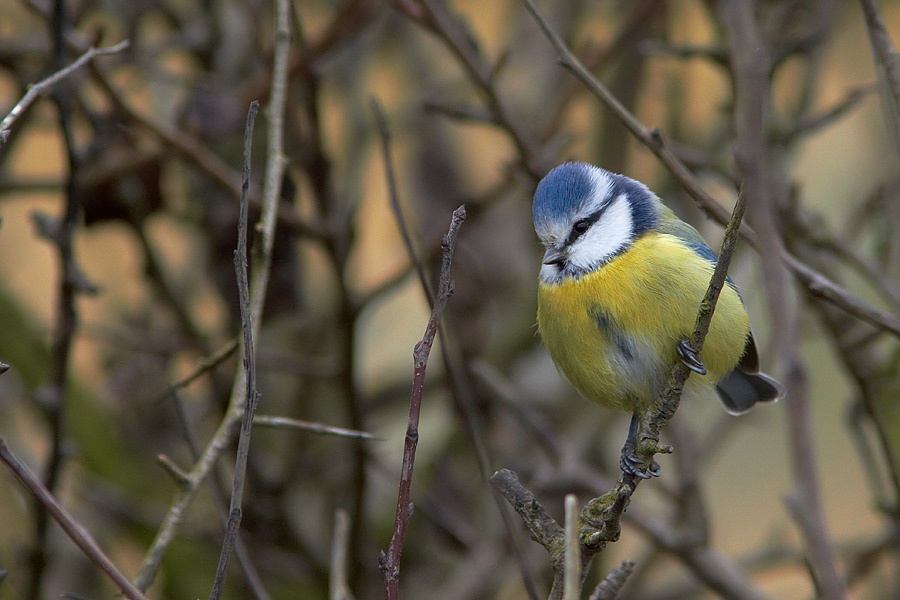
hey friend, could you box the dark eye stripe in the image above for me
[565,198,615,245]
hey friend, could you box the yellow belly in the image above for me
[536,232,750,412]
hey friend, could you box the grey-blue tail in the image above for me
[715,333,785,415]
[715,369,784,415]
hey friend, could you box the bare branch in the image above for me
[718,2,847,598]
[208,99,262,600]
[858,0,900,158]
[330,510,354,600]
[380,206,466,600]
[0,436,150,600]
[563,494,579,600]
[589,561,635,600]
[253,415,380,440]
[0,40,129,145]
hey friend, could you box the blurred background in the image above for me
[1,0,899,599]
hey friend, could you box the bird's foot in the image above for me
[620,440,660,479]
[677,338,707,375]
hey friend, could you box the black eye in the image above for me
[572,219,590,236]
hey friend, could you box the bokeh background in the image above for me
[1,0,899,599]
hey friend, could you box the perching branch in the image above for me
[380,205,466,600]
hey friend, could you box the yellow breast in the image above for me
[537,232,750,411]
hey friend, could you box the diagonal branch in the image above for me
[0,436,150,600]
[380,206,466,600]
[0,40,129,145]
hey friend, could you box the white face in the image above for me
[538,169,635,285]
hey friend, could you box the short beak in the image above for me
[542,246,566,267]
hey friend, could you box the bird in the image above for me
[533,162,784,478]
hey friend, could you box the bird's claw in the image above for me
[677,338,707,375]
[620,443,660,479]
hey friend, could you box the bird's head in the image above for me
[533,162,659,284]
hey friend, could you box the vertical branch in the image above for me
[380,206,466,600]
[208,100,260,600]
[718,2,847,599]
[25,2,96,597]
[330,509,353,600]
[135,0,291,588]
[563,495,579,600]
[858,0,900,158]
[372,100,539,600]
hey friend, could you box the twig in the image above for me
[563,494,579,600]
[719,2,846,599]
[392,0,546,180]
[210,0,291,590]
[490,4,761,597]
[858,0,900,156]
[0,40,129,145]
[253,415,380,440]
[26,9,99,597]
[153,338,239,404]
[166,389,271,600]
[490,469,564,556]
[373,99,540,600]
[380,206,466,600]
[370,98,433,305]
[208,100,261,599]
[330,510,354,600]
[139,0,292,590]
[589,561,635,600]
[0,436,150,600]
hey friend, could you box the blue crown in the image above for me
[533,162,594,227]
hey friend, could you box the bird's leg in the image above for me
[677,338,707,375]
[619,413,660,478]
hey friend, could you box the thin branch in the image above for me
[0,436,150,600]
[0,40,129,144]
[491,5,763,598]
[392,0,546,180]
[563,495,579,600]
[153,338,239,404]
[253,415,380,440]
[719,2,846,599]
[380,206,466,600]
[208,99,261,599]
[589,561,635,600]
[490,469,565,557]
[26,8,99,596]
[166,389,271,600]
[330,510,354,600]
[370,98,432,305]
[858,0,900,157]
[373,98,540,600]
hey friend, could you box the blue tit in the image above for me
[533,162,784,477]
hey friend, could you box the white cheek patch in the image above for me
[567,195,633,271]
